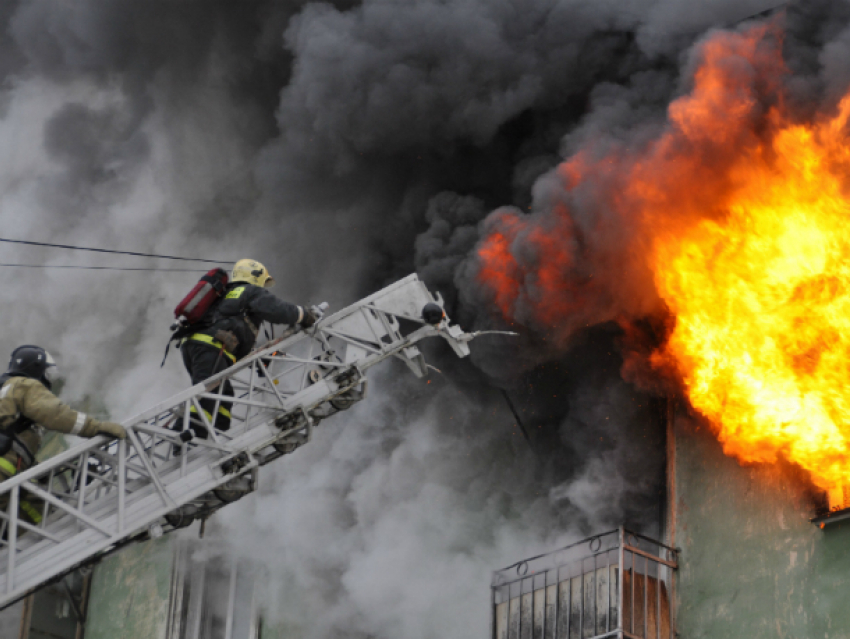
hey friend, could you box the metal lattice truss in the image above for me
[0,274,483,610]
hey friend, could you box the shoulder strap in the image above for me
[200,283,240,326]
[0,376,37,466]
[161,322,197,367]
[239,286,259,330]
[7,415,34,435]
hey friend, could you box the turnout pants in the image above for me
[0,462,43,529]
[180,340,234,436]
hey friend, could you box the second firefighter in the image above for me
[179,258,316,436]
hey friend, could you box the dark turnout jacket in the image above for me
[197,282,302,359]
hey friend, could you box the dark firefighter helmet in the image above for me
[7,345,57,387]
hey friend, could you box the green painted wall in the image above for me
[259,620,302,639]
[84,537,175,639]
[672,414,850,639]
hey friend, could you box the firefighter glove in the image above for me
[300,307,318,328]
[97,422,127,440]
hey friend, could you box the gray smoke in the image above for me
[220,368,562,638]
[0,0,832,637]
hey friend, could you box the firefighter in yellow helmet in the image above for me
[179,259,316,436]
[0,345,126,524]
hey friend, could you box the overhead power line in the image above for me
[0,236,230,264]
[0,263,207,272]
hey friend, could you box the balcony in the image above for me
[491,528,677,639]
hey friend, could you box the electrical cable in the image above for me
[500,389,533,449]
[734,2,786,25]
[0,263,208,272]
[0,236,230,264]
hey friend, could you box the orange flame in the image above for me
[477,221,521,319]
[654,85,850,489]
[477,20,850,489]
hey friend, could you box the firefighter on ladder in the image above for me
[0,345,126,525]
[179,259,317,438]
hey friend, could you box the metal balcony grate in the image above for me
[491,528,678,639]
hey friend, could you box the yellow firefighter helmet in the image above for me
[231,259,275,288]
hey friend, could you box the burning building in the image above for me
[482,10,850,638]
[2,1,850,638]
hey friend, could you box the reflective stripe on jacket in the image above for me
[0,457,16,476]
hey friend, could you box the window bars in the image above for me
[168,540,262,639]
[0,274,480,611]
[491,528,678,639]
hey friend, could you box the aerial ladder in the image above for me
[0,274,497,610]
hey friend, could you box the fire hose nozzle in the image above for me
[456,330,519,343]
[310,302,329,321]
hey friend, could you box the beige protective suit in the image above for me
[0,376,125,524]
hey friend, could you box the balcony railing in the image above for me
[491,528,677,639]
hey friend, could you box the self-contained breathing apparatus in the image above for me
[165,259,285,365]
[162,268,230,366]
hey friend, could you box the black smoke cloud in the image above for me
[0,0,822,636]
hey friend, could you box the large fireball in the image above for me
[653,93,850,489]
[477,20,850,489]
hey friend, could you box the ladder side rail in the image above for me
[13,417,280,565]
[12,446,255,591]
[17,444,227,561]
[6,401,285,573]
[13,468,229,598]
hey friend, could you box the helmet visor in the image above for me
[43,351,58,382]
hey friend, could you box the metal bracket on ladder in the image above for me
[0,274,488,610]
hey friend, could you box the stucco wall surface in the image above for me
[673,416,850,639]
[84,537,175,639]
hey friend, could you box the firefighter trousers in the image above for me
[0,464,43,529]
[180,340,234,436]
